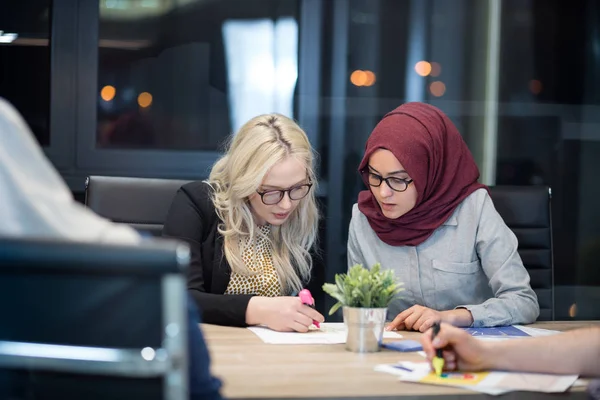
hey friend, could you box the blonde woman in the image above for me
[163,114,324,332]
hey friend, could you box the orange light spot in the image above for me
[415,61,432,77]
[363,70,377,86]
[350,70,368,86]
[100,85,116,102]
[429,81,446,97]
[137,92,153,108]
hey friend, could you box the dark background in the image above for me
[1,0,598,319]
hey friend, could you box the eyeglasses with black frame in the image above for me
[361,169,413,192]
[256,182,313,205]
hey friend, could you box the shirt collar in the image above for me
[442,214,458,226]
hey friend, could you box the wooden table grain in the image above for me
[202,321,599,399]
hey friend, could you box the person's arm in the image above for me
[163,185,324,331]
[187,296,223,400]
[421,323,600,377]
[457,194,540,327]
[347,206,366,271]
[162,185,254,327]
[488,327,600,376]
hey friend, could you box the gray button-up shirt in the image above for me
[347,189,540,327]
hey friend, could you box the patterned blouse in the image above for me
[225,224,283,297]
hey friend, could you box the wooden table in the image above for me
[202,321,598,399]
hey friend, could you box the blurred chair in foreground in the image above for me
[0,237,190,400]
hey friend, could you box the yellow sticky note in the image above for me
[420,371,490,386]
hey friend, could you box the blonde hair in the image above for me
[207,114,319,294]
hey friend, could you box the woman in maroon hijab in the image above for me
[348,102,539,331]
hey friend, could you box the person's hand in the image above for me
[386,305,443,332]
[246,296,324,332]
[386,306,474,332]
[420,323,491,371]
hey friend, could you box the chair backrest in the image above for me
[488,185,554,321]
[0,237,190,399]
[85,176,192,236]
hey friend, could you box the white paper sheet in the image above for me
[248,322,402,344]
[513,325,561,337]
[374,361,578,396]
[374,362,511,395]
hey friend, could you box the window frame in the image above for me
[72,0,323,182]
[22,0,77,170]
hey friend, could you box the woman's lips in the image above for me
[380,202,396,211]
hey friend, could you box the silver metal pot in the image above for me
[343,306,387,352]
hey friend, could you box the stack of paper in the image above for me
[374,361,578,395]
[248,322,402,344]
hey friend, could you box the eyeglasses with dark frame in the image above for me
[256,182,313,205]
[361,169,413,192]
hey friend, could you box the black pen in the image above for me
[431,322,445,376]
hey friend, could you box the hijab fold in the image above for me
[357,102,487,246]
[0,97,140,243]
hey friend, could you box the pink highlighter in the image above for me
[298,289,320,328]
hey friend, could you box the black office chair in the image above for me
[0,237,190,399]
[85,176,192,236]
[488,186,554,321]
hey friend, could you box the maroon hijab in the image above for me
[357,102,488,246]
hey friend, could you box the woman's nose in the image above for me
[278,193,293,210]
[379,182,393,198]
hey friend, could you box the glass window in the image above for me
[0,1,52,146]
[495,0,600,320]
[223,18,298,132]
[321,0,600,320]
[97,0,300,150]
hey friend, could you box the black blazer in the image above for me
[162,181,254,327]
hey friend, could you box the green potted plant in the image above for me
[322,263,403,352]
